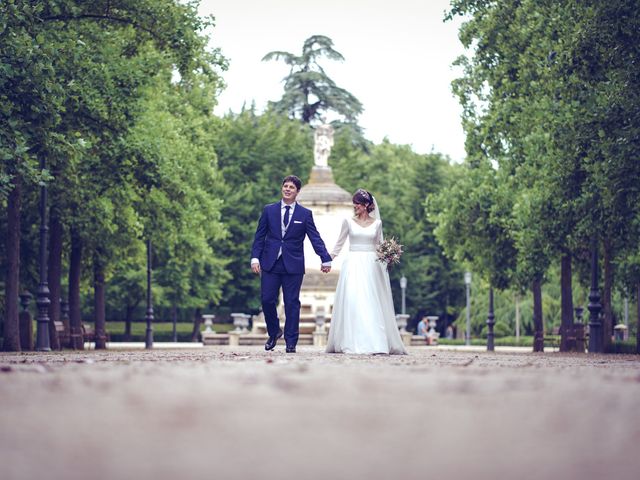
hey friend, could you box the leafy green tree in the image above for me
[425,157,545,347]
[213,106,315,312]
[263,35,363,125]
[127,73,229,337]
[446,0,640,351]
[1,1,66,350]
[1,0,228,349]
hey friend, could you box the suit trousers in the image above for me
[261,256,304,347]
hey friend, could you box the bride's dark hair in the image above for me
[352,189,375,213]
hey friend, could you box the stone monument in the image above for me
[313,123,334,168]
[295,123,352,333]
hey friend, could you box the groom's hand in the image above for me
[321,265,331,273]
[251,263,261,275]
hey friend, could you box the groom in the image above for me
[251,175,332,353]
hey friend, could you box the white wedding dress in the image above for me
[325,217,407,355]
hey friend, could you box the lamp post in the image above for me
[172,305,178,343]
[623,291,629,328]
[464,272,471,346]
[145,238,154,349]
[35,157,51,351]
[19,290,34,351]
[486,287,495,351]
[400,276,407,315]
[587,237,602,353]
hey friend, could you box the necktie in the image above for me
[284,205,291,228]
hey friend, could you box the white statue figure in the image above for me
[314,123,334,167]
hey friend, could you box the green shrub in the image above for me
[480,321,511,338]
[438,336,535,347]
[605,341,638,355]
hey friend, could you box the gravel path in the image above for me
[1,346,639,480]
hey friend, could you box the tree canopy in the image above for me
[263,35,363,125]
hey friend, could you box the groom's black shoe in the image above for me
[265,329,283,351]
[285,345,296,353]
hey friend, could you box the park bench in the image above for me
[544,327,561,351]
[82,323,96,342]
[82,323,110,344]
[54,320,70,347]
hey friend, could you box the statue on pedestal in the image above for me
[314,123,334,168]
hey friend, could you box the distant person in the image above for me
[417,317,429,338]
[445,325,454,339]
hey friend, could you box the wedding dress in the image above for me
[325,217,407,355]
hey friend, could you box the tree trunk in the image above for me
[532,278,544,352]
[47,209,63,350]
[560,254,575,352]
[602,237,614,351]
[93,255,107,349]
[3,176,22,351]
[191,307,202,342]
[172,304,178,342]
[636,283,639,355]
[515,294,520,341]
[68,229,84,350]
[124,304,135,341]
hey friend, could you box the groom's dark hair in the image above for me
[282,175,302,191]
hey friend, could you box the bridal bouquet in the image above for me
[376,237,403,268]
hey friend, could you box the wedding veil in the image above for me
[371,195,380,221]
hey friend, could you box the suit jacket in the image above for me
[251,202,331,274]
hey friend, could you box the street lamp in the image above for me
[400,276,407,315]
[487,287,495,351]
[145,238,154,349]
[464,272,471,346]
[587,237,602,353]
[36,157,51,351]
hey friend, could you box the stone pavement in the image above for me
[1,346,639,480]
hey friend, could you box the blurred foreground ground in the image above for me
[1,346,639,480]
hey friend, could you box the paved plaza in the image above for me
[1,346,639,480]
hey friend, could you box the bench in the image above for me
[544,327,561,351]
[82,323,110,344]
[82,323,96,342]
[54,320,70,347]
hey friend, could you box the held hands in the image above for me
[321,253,335,273]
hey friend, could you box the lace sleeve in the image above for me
[330,218,349,258]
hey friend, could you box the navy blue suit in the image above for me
[251,201,331,347]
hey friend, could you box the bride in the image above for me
[325,189,407,355]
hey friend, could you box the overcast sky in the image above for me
[198,0,467,162]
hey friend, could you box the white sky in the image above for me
[198,0,467,162]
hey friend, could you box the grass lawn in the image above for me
[103,321,234,336]
[85,321,235,342]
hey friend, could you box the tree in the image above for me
[447,0,640,351]
[263,35,363,125]
[1,0,228,349]
[127,73,229,336]
[427,158,541,347]
[1,1,65,350]
[213,106,315,312]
